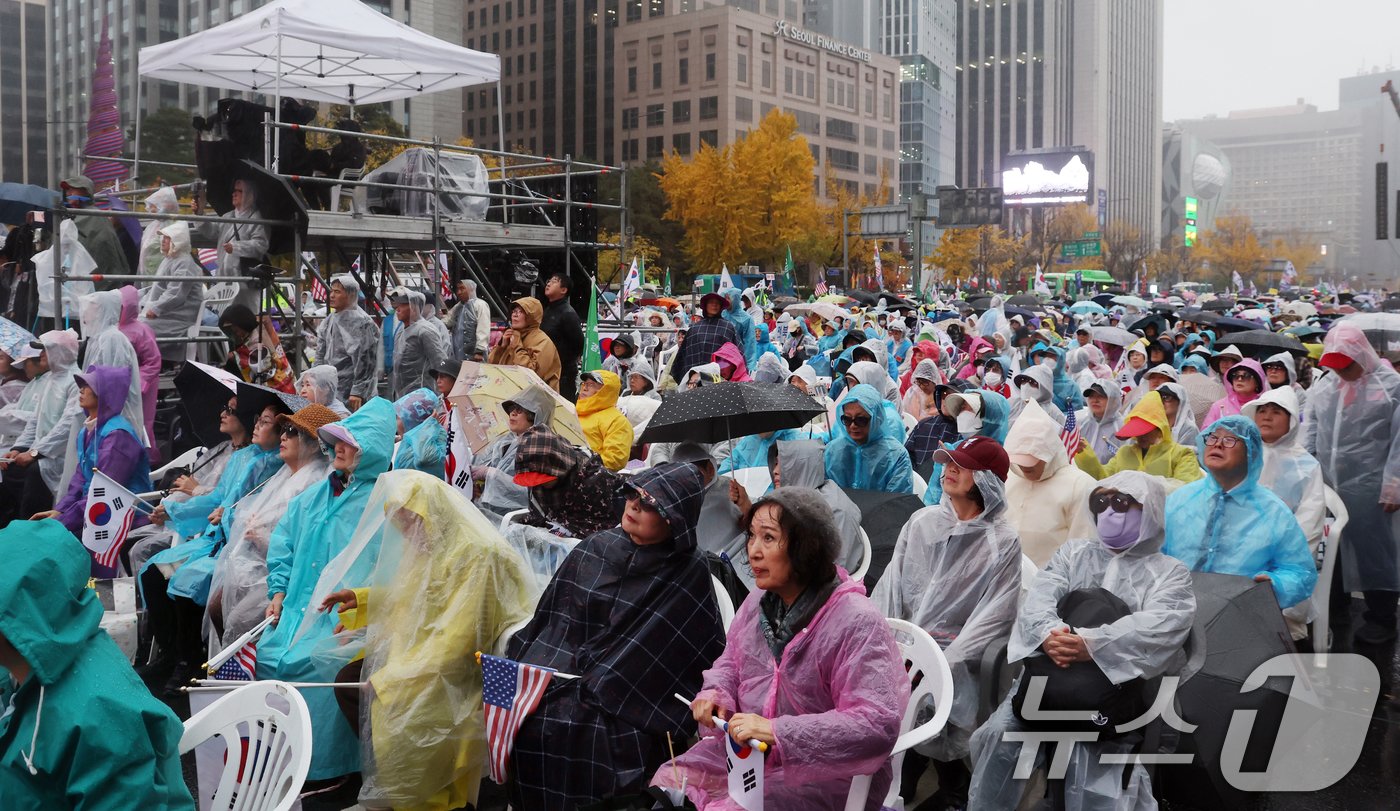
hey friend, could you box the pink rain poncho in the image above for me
[1203,357,1270,425]
[654,575,909,810]
[117,285,161,461]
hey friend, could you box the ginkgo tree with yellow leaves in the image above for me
[659,109,825,271]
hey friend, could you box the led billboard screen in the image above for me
[1001,150,1094,205]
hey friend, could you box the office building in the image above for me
[464,0,902,200]
[0,0,48,185]
[1160,125,1231,248]
[954,0,1163,246]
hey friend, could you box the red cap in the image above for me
[513,471,559,487]
[1318,352,1353,370]
[933,435,1011,482]
[1115,416,1159,439]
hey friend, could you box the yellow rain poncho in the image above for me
[336,471,535,810]
[1074,390,1203,490]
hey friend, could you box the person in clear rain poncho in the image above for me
[1004,399,1097,567]
[318,275,383,410]
[1009,363,1067,428]
[968,471,1197,811]
[206,404,334,652]
[260,397,397,781]
[313,471,534,811]
[389,289,447,401]
[194,178,268,310]
[297,364,351,417]
[391,387,447,478]
[872,436,1021,808]
[825,383,913,493]
[1304,323,1400,643]
[1077,381,1124,465]
[1244,386,1326,640]
[1165,416,1316,610]
[77,290,149,450]
[1157,381,1200,449]
[470,386,554,522]
[766,439,864,574]
[654,487,908,810]
[117,286,161,462]
[140,221,205,364]
[137,186,180,277]
[923,389,1012,506]
[4,331,81,510]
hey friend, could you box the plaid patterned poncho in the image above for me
[673,313,740,386]
[506,463,727,811]
[513,425,626,539]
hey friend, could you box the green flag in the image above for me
[784,246,795,287]
[583,285,603,373]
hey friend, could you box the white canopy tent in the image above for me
[137,0,502,169]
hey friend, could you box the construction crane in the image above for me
[1385,80,1400,121]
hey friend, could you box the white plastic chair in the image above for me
[498,508,529,536]
[179,680,312,811]
[730,466,772,501]
[329,166,364,213]
[1312,486,1349,660]
[910,471,928,499]
[845,618,955,811]
[711,575,736,632]
[851,527,873,582]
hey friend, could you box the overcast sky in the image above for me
[1163,0,1400,122]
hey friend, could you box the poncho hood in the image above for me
[773,439,827,489]
[1196,414,1265,492]
[625,462,706,553]
[75,364,132,427]
[0,520,103,685]
[341,396,397,481]
[578,369,623,416]
[1241,385,1302,447]
[1088,470,1167,557]
[1004,399,1068,479]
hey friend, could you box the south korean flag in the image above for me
[81,470,140,571]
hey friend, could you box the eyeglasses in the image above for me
[221,405,236,415]
[1204,434,1242,449]
[840,414,872,428]
[1089,491,1140,515]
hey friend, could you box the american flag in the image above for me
[197,248,219,271]
[1060,405,1082,458]
[436,251,453,304]
[481,653,554,784]
[213,638,258,681]
[310,274,328,303]
[814,279,828,296]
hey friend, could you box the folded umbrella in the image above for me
[174,361,242,446]
[638,381,824,444]
[446,360,586,453]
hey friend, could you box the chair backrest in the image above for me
[206,281,240,307]
[711,575,736,632]
[730,466,773,502]
[851,527,873,582]
[910,471,928,498]
[338,166,364,181]
[1314,486,1350,660]
[179,680,313,811]
[497,508,530,536]
[149,445,208,483]
[493,614,534,657]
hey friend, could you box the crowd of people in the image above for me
[0,251,1395,811]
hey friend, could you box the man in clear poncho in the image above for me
[297,364,351,417]
[1165,416,1316,611]
[260,396,397,781]
[206,404,334,654]
[1077,381,1124,465]
[872,436,1021,807]
[76,289,149,451]
[2,331,81,516]
[314,471,534,811]
[825,383,914,493]
[1004,399,1097,567]
[318,275,382,411]
[1244,387,1326,640]
[968,471,1197,811]
[390,288,447,400]
[1009,363,1067,428]
[140,221,206,363]
[1304,324,1400,644]
[194,178,268,310]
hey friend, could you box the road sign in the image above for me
[935,186,1004,227]
[1062,240,1102,258]
[860,205,909,238]
[1083,231,1101,240]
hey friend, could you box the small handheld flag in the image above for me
[718,715,765,810]
[1060,405,1082,459]
[212,638,258,681]
[481,653,555,784]
[873,244,885,290]
[81,470,141,571]
[584,284,604,373]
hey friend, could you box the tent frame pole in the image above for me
[496,79,508,224]
[273,32,283,171]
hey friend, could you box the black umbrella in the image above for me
[173,361,241,446]
[1213,316,1268,333]
[1218,330,1308,357]
[845,289,880,306]
[1170,572,1295,809]
[234,380,309,434]
[967,295,994,313]
[1201,298,1236,311]
[1091,293,1117,307]
[1178,308,1220,326]
[1004,304,1040,320]
[0,183,58,226]
[841,488,926,591]
[1007,293,1041,307]
[638,382,824,444]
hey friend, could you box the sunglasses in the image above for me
[221,405,236,415]
[1204,434,1242,449]
[1089,492,1140,515]
[840,414,872,428]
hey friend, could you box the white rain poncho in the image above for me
[1003,400,1097,567]
[900,359,941,422]
[846,359,899,403]
[390,290,447,399]
[141,222,206,355]
[1157,381,1200,448]
[770,439,864,574]
[10,330,82,492]
[1009,363,1066,427]
[76,291,147,448]
[1303,324,1400,592]
[970,470,1197,811]
[475,385,557,520]
[194,183,268,309]
[1076,381,1124,465]
[317,275,384,402]
[137,186,179,276]
[206,435,328,652]
[751,352,790,385]
[1243,386,1326,638]
[870,466,1022,760]
[297,365,350,416]
[1262,351,1308,416]
[32,219,95,319]
[326,472,535,811]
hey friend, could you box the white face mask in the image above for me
[956,410,983,436]
[1019,383,1040,402]
[1041,356,1057,368]
[983,371,1003,388]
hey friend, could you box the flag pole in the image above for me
[92,467,159,514]
[673,693,768,752]
[183,681,366,692]
[203,615,274,673]
[475,651,580,680]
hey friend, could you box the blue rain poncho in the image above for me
[824,383,914,494]
[923,389,1011,506]
[1040,344,1085,413]
[752,323,782,365]
[392,388,447,478]
[1303,324,1400,592]
[722,288,758,368]
[1164,416,1316,608]
[719,428,797,474]
[260,396,397,780]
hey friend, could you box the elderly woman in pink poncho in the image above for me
[654,487,908,810]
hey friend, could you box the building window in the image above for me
[646,135,665,159]
[735,97,753,122]
[622,107,639,129]
[705,52,716,81]
[622,138,639,161]
[699,129,718,147]
[826,147,860,172]
[784,67,793,94]
[699,96,718,120]
[673,100,691,123]
[673,132,692,154]
[652,62,663,89]
[678,57,689,85]
[627,66,637,93]
[646,103,665,127]
[762,61,772,90]
[826,117,858,142]
[737,54,748,84]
